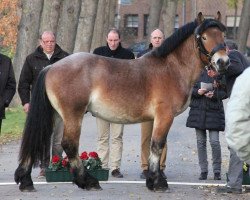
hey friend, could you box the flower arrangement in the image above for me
[48,151,102,171]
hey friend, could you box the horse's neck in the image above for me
[172,35,202,86]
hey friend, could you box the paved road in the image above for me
[0,108,249,199]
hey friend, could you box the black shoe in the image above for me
[160,170,167,179]
[111,169,123,178]
[140,170,148,179]
[214,173,221,180]
[216,186,242,194]
[199,172,208,180]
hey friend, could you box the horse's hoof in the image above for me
[19,185,37,192]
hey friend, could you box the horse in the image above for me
[15,12,229,192]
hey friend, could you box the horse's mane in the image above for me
[149,18,226,58]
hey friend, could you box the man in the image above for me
[0,53,16,133]
[213,41,250,194]
[18,31,69,177]
[137,28,167,179]
[93,28,135,178]
[226,67,250,165]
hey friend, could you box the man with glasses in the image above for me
[18,31,69,178]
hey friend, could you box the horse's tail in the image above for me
[19,66,54,167]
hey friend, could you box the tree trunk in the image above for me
[108,0,117,28]
[39,0,63,34]
[233,1,238,40]
[147,0,164,41]
[56,0,81,53]
[237,0,250,53]
[73,0,99,53]
[161,0,178,38]
[90,0,107,52]
[12,0,44,106]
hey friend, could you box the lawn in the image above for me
[0,106,26,144]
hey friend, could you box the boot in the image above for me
[199,172,207,180]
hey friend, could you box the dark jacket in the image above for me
[137,43,153,58]
[186,70,227,131]
[225,50,250,97]
[18,44,69,105]
[93,43,135,59]
[0,53,16,119]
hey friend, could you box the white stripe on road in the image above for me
[0,181,228,186]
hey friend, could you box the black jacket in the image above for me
[93,43,135,59]
[225,50,250,97]
[0,53,16,119]
[186,70,227,131]
[137,43,153,58]
[18,44,69,105]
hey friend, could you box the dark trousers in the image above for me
[0,119,2,133]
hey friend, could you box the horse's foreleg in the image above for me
[62,117,101,191]
[14,161,36,192]
[146,115,173,192]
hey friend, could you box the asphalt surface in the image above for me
[1,106,250,199]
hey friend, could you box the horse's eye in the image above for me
[202,36,207,40]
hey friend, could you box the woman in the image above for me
[186,68,227,180]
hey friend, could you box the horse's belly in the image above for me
[88,103,141,124]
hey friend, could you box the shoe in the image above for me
[199,172,207,180]
[160,170,167,179]
[214,173,221,180]
[216,186,242,194]
[111,168,123,178]
[140,170,148,179]
[37,168,46,179]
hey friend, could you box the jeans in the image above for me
[96,117,124,171]
[195,128,221,173]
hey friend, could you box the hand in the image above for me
[198,89,207,95]
[23,103,30,113]
[204,91,214,98]
[207,70,218,78]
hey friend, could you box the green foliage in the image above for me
[0,106,25,143]
[227,0,239,8]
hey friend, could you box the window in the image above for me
[120,0,132,5]
[226,16,240,39]
[144,14,149,36]
[124,14,138,36]
[174,15,179,31]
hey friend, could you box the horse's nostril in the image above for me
[217,58,224,66]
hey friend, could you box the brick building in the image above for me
[117,0,249,52]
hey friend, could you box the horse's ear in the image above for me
[215,11,222,21]
[197,12,204,25]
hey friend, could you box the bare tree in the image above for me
[161,0,178,38]
[237,0,250,53]
[56,0,81,53]
[39,0,63,34]
[12,0,43,106]
[90,0,107,52]
[74,0,99,53]
[147,0,164,40]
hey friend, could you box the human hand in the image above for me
[204,91,214,98]
[198,89,207,95]
[23,103,30,113]
[207,69,218,78]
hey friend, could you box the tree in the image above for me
[73,0,99,53]
[12,0,44,106]
[227,0,239,40]
[56,0,81,53]
[237,0,250,53]
[147,0,164,41]
[161,0,178,38]
[39,0,63,34]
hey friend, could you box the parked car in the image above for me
[128,42,148,57]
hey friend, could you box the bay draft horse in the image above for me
[15,12,229,192]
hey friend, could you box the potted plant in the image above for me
[45,151,109,182]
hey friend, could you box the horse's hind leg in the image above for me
[15,162,36,192]
[146,114,173,192]
[61,115,101,190]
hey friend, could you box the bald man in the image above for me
[137,29,167,179]
[18,31,69,178]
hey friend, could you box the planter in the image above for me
[45,168,109,182]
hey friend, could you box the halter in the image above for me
[194,19,226,67]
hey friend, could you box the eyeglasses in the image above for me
[42,40,55,44]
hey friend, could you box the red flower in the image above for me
[89,151,99,159]
[80,151,89,160]
[62,156,69,167]
[52,155,60,164]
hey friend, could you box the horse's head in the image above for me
[195,11,229,74]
